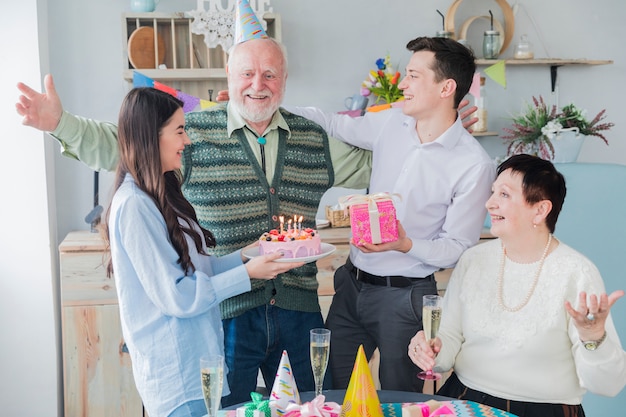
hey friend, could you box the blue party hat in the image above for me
[235,0,268,44]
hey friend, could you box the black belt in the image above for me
[345,259,434,288]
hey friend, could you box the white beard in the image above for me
[230,88,282,124]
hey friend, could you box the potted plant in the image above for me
[502,96,614,161]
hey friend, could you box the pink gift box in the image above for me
[349,199,398,245]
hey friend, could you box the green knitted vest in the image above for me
[182,107,334,319]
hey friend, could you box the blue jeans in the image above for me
[221,305,331,407]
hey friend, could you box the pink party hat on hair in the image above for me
[234,0,268,44]
[269,350,301,417]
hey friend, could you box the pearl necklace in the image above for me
[497,234,552,312]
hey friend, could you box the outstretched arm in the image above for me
[16,74,120,171]
[16,74,63,132]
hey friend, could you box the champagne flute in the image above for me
[310,328,331,396]
[200,355,224,417]
[417,294,443,380]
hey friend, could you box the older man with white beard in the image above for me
[16,37,373,406]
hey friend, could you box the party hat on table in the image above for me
[269,350,301,417]
[341,345,383,417]
[234,0,268,44]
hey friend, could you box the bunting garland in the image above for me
[484,60,507,88]
[468,72,482,99]
[132,71,218,113]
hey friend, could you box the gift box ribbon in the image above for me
[339,192,401,244]
[283,395,341,417]
[243,392,271,417]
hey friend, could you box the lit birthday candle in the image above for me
[298,216,303,235]
[279,216,284,234]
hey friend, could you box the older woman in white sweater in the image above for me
[409,154,626,417]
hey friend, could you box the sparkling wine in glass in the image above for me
[200,355,224,417]
[418,294,443,380]
[310,328,331,396]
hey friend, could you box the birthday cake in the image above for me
[258,228,321,259]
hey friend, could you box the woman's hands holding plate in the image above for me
[242,242,305,279]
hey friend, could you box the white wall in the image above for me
[4,0,625,416]
[0,0,59,416]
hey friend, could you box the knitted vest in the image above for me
[182,107,334,319]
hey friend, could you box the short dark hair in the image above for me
[405,37,476,108]
[497,154,567,233]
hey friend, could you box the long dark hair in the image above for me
[104,88,215,277]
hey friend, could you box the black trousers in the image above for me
[438,372,586,417]
[325,260,437,392]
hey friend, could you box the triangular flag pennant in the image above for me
[484,60,507,88]
[341,345,383,417]
[153,81,178,97]
[133,71,154,88]
[177,91,201,113]
[468,72,481,98]
[200,99,218,110]
[269,350,301,417]
[234,0,268,44]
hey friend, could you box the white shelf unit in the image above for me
[122,12,281,99]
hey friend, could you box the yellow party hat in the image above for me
[340,345,383,417]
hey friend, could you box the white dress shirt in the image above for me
[288,106,495,277]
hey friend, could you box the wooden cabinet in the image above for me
[59,231,144,417]
[121,12,282,99]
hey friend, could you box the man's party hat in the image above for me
[235,0,268,44]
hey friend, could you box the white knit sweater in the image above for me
[436,238,626,404]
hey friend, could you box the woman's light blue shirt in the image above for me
[109,174,251,417]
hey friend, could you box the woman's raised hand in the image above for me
[565,290,625,341]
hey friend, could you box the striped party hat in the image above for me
[269,350,301,416]
[235,0,268,44]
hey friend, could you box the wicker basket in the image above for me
[325,206,350,228]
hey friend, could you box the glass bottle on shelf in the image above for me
[473,77,488,133]
[514,34,534,59]
[435,30,453,39]
[482,30,500,59]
